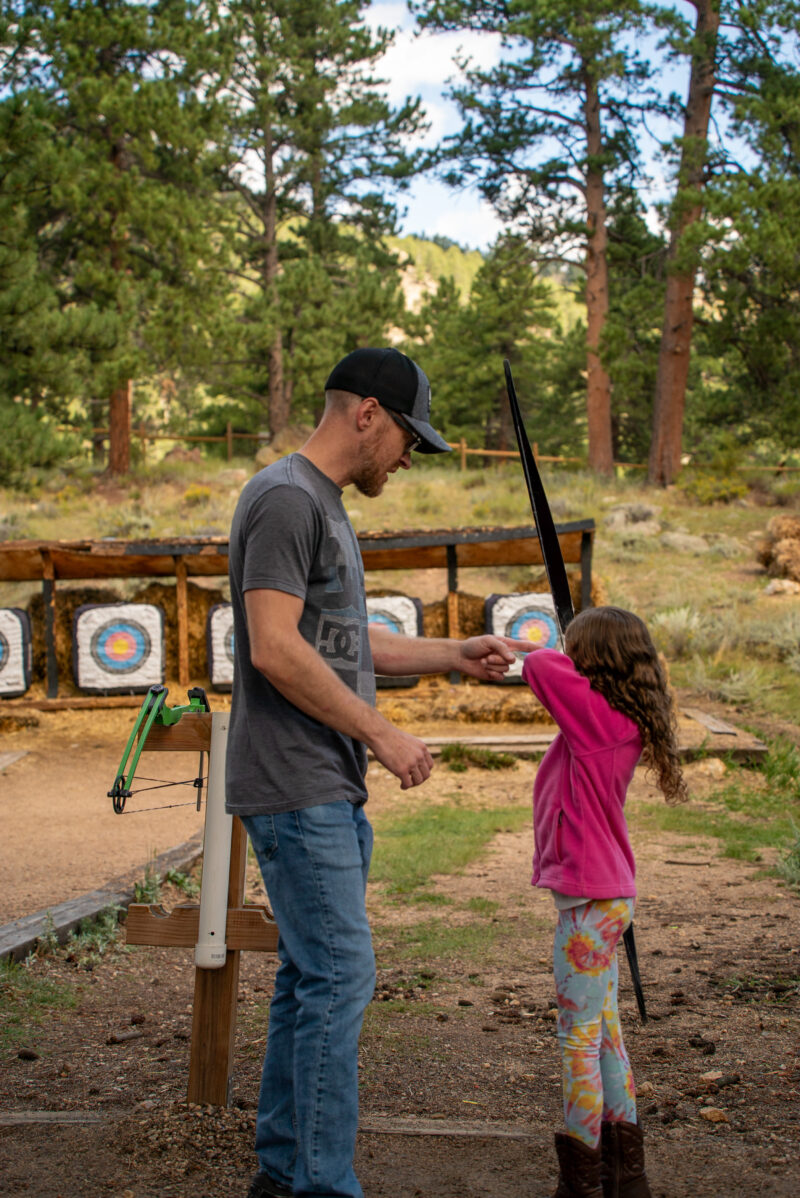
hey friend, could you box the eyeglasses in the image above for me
[387,408,423,453]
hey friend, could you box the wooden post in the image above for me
[187,812,248,1106]
[122,711,278,1107]
[175,557,190,686]
[460,438,467,472]
[446,545,460,683]
[41,550,59,699]
[226,421,233,462]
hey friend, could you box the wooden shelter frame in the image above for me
[0,520,594,699]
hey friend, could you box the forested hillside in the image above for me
[2,0,800,486]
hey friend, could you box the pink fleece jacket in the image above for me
[521,649,641,898]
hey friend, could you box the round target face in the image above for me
[367,609,404,635]
[0,629,8,672]
[90,619,152,675]
[506,608,560,649]
[224,627,235,664]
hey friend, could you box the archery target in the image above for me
[207,603,235,691]
[366,595,423,688]
[0,608,32,698]
[73,603,165,693]
[485,592,563,682]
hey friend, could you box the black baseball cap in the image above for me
[325,347,451,454]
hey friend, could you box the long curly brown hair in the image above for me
[564,606,687,804]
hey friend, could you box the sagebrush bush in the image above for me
[679,471,749,505]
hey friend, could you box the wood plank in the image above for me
[125,903,278,952]
[0,1111,114,1126]
[360,1116,536,1141]
[0,750,28,771]
[3,695,153,711]
[359,544,449,571]
[682,707,740,735]
[143,713,212,752]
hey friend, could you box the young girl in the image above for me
[522,606,686,1198]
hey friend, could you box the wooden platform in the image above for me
[389,709,768,765]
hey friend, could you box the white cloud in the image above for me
[365,3,504,248]
[398,178,501,250]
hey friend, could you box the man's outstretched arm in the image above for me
[369,625,536,682]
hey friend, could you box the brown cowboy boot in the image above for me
[600,1120,652,1198]
[549,1132,604,1198]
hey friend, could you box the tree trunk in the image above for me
[649,0,720,486]
[583,70,613,475]
[108,381,131,476]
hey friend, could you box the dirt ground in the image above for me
[1,699,799,1197]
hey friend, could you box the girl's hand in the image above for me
[455,635,538,682]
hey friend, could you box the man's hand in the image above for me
[368,723,434,790]
[455,635,538,682]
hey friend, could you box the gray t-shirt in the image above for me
[225,453,376,815]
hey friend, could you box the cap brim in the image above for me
[405,416,452,455]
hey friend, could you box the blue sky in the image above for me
[365,1,505,249]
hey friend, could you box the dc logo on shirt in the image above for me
[317,616,359,664]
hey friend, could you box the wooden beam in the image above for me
[41,550,58,699]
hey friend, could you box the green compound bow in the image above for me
[108,684,211,814]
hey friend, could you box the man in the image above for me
[226,347,531,1198]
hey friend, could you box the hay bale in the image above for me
[772,538,800,581]
[757,515,800,581]
[132,581,226,680]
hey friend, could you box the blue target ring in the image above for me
[225,628,235,664]
[90,619,152,675]
[506,608,559,649]
[368,611,403,634]
[0,630,7,671]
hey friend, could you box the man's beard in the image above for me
[352,462,386,498]
[351,438,387,498]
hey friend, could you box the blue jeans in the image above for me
[242,802,375,1198]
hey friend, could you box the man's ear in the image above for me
[355,395,381,432]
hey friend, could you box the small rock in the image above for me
[699,1106,729,1123]
[457,998,474,1007]
[660,531,709,554]
[765,578,800,595]
[17,1048,39,1061]
[637,1081,655,1097]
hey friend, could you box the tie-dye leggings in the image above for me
[553,897,637,1147]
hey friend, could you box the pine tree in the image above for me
[0,0,226,474]
[409,234,563,453]
[211,0,425,436]
[413,0,652,474]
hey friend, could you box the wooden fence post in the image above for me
[174,557,190,686]
[226,421,233,462]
